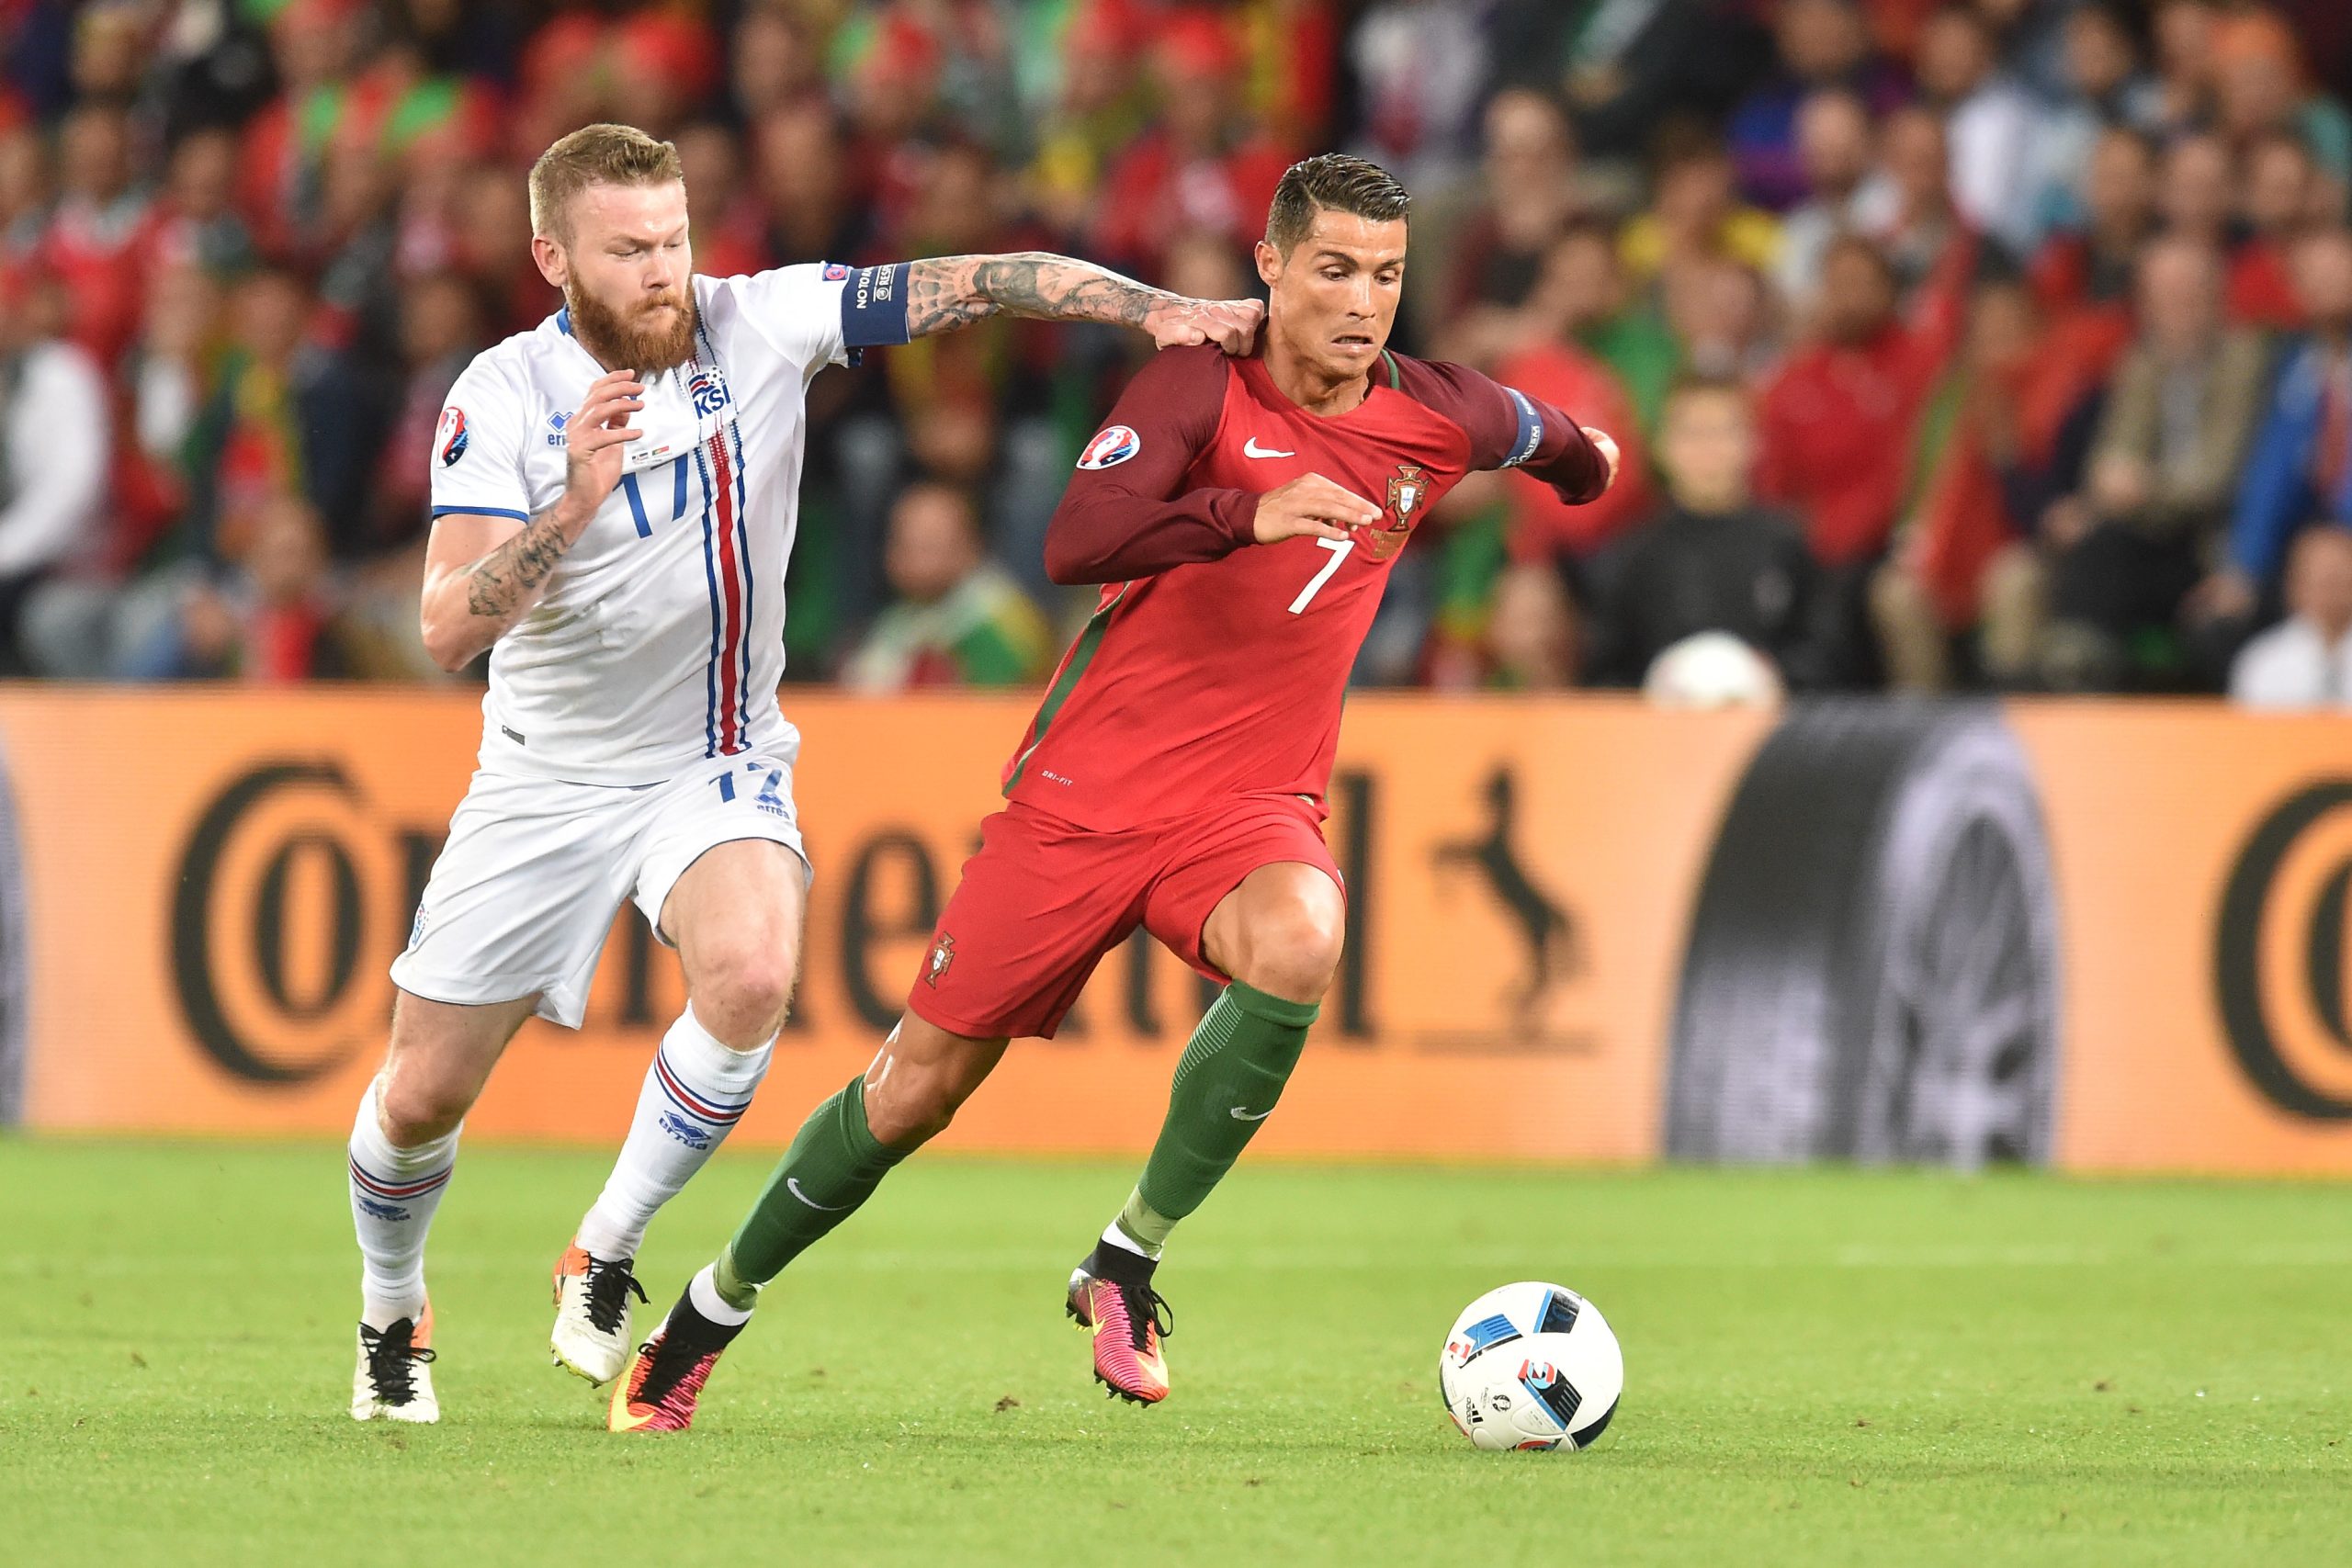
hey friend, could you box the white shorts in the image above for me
[389,741,809,1028]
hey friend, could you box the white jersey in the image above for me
[428,262,911,784]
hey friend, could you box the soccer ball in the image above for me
[1642,630,1784,709]
[1439,1281,1623,1451]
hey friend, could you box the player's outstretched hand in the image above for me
[1253,473,1383,545]
[1145,297,1265,355]
[564,368,646,512]
[1583,425,1622,492]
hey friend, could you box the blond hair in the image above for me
[527,123,684,242]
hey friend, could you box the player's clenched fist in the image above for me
[1252,472,1383,545]
[563,368,646,510]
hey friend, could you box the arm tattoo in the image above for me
[464,507,578,619]
[904,253,1177,338]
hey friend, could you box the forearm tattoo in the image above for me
[904,253,1175,337]
[464,507,578,619]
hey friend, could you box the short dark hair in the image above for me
[1265,153,1410,257]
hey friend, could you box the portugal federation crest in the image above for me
[1362,463,1430,561]
[923,932,956,987]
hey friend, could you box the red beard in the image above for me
[566,282,698,372]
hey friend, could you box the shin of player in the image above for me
[609,863,1339,1432]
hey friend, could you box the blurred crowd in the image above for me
[9,0,2352,704]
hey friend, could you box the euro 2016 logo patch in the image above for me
[437,406,469,467]
[1077,424,1141,469]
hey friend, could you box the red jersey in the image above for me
[1002,344,1606,829]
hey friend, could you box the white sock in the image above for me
[575,1006,774,1260]
[348,1076,458,1328]
[1102,1218,1163,1261]
[688,1262,753,1326]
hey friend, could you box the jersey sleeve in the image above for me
[1042,344,1253,585]
[724,261,913,374]
[1393,355,1611,505]
[428,356,533,523]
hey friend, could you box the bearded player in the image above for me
[345,122,1261,1423]
[610,153,1618,1432]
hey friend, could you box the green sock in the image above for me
[1125,980,1317,1247]
[714,1074,903,1310]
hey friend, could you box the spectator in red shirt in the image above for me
[1089,14,1295,279]
[2028,126,2157,323]
[41,101,151,371]
[2232,130,2322,330]
[1493,331,1653,567]
[1759,234,1963,677]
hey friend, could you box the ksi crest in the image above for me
[1363,463,1429,561]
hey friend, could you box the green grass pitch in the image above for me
[2,1139,2345,1566]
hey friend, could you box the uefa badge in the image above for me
[1363,463,1427,561]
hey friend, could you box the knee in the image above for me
[1229,895,1345,1005]
[378,1066,471,1146]
[693,947,798,1046]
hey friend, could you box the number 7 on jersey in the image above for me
[1288,538,1356,614]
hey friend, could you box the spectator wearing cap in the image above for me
[2231,525,2352,706]
[2216,228,2352,634]
[844,482,1052,694]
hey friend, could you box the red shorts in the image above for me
[904,795,1341,1041]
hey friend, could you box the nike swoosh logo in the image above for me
[1229,1106,1273,1121]
[1242,437,1295,458]
[786,1178,851,1211]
